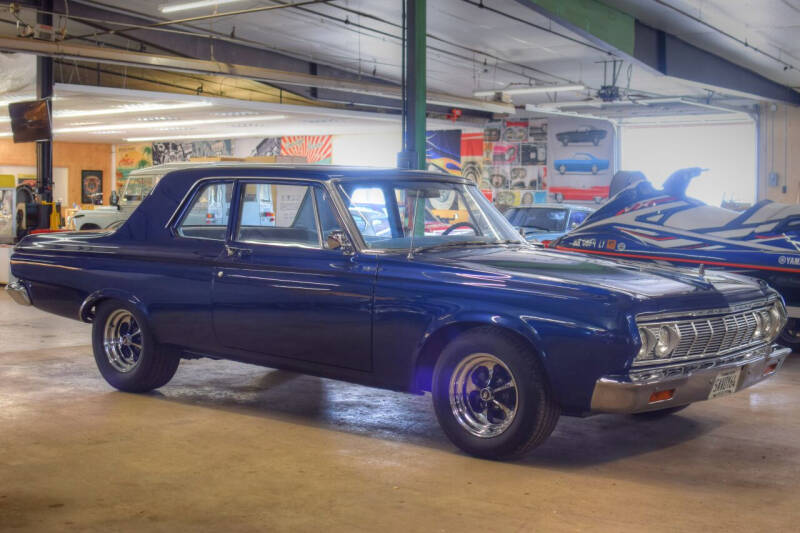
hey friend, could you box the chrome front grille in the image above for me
[635,301,774,366]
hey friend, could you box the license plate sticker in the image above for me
[708,368,742,400]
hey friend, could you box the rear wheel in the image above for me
[558,165,566,174]
[80,223,101,230]
[431,327,559,459]
[591,164,599,174]
[92,300,179,392]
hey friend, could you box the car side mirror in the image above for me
[326,230,355,255]
[109,190,119,207]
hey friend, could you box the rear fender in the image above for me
[79,289,146,323]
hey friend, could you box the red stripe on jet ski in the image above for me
[554,246,800,273]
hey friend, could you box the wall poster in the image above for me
[547,117,615,202]
[81,170,103,204]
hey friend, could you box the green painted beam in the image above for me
[522,0,635,57]
[412,0,426,170]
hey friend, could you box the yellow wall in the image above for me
[758,104,800,203]
[0,139,112,206]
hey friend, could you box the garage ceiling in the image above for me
[1,0,777,109]
[603,0,800,89]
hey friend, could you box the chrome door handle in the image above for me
[225,245,252,258]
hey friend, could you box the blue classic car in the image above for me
[6,164,791,459]
[554,153,610,174]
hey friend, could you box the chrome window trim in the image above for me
[165,175,326,229]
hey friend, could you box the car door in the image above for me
[211,179,376,371]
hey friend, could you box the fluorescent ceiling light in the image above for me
[57,114,287,133]
[126,131,283,142]
[160,0,245,13]
[55,101,213,118]
[473,84,585,97]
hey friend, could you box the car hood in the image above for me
[416,245,769,307]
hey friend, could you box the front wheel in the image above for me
[92,300,180,392]
[778,318,800,352]
[431,327,559,459]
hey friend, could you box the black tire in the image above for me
[558,165,566,174]
[80,223,101,230]
[632,405,689,419]
[778,319,800,352]
[431,327,559,459]
[92,300,179,392]
[591,164,598,174]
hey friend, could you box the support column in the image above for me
[36,0,54,208]
[398,0,426,170]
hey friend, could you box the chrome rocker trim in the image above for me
[590,343,790,414]
[5,281,31,306]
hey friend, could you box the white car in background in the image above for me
[68,163,197,230]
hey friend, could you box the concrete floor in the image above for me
[1,290,799,532]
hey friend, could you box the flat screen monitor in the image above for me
[8,99,52,143]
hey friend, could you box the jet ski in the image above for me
[551,167,800,349]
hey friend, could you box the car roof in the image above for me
[155,163,471,183]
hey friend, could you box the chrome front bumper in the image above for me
[5,280,31,306]
[591,343,791,414]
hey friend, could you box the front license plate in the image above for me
[708,368,742,400]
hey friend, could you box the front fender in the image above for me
[79,288,146,323]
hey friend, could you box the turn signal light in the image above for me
[763,363,778,376]
[648,389,675,403]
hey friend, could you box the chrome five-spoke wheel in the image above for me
[449,353,518,437]
[103,309,143,373]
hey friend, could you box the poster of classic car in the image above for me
[7,164,791,460]
[556,126,608,146]
[548,117,615,202]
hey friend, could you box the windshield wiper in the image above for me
[412,240,518,254]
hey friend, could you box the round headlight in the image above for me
[638,327,656,360]
[655,324,681,358]
[768,303,785,340]
[759,310,772,339]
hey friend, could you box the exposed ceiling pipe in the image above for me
[0,36,515,114]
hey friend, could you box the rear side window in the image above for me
[236,182,320,248]
[177,182,233,240]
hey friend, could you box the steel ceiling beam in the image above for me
[516,0,800,106]
[0,36,514,114]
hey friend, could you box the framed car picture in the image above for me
[81,170,103,204]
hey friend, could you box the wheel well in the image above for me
[414,322,541,392]
[80,296,115,322]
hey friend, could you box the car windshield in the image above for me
[504,207,568,232]
[337,180,523,252]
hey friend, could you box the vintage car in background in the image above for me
[504,203,594,244]
[67,163,193,230]
[555,126,607,146]
[7,164,790,459]
[552,167,800,350]
[554,153,610,174]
